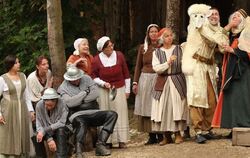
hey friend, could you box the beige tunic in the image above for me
[0,73,30,156]
[183,23,229,108]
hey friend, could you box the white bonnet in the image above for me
[73,38,88,55]
[96,36,110,51]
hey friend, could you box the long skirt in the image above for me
[137,116,152,132]
[97,86,129,144]
[151,79,187,132]
[134,73,156,117]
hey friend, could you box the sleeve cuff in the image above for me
[125,78,131,93]
[44,126,53,133]
[132,82,138,85]
[93,78,106,87]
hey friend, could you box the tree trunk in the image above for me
[47,0,66,89]
[129,0,166,46]
[166,0,180,43]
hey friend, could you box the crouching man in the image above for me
[36,88,69,158]
[58,66,118,157]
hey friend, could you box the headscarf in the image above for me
[238,17,250,52]
[143,24,159,52]
[230,9,248,34]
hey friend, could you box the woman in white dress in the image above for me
[151,28,188,145]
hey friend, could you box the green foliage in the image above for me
[61,0,104,54]
[0,0,105,75]
[0,1,48,75]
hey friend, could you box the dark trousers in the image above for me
[72,110,118,144]
[43,127,68,158]
[31,101,47,158]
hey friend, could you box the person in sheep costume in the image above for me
[182,4,228,144]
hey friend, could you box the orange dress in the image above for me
[67,53,93,75]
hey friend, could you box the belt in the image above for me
[192,53,214,65]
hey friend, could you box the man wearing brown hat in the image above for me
[58,66,118,158]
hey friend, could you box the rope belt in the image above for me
[193,53,214,65]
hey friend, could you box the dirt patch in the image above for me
[82,108,250,158]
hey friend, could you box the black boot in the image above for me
[195,134,207,144]
[96,130,111,156]
[183,126,191,139]
[74,117,87,158]
[55,127,68,158]
[144,133,157,145]
[157,133,163,143]
[203,131,221,140]
[75,143,84,158]
[31,136,47,158]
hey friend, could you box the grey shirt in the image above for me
[36,98,68,136]
[58,75,100,122]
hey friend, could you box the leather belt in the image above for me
[192,53,214,65]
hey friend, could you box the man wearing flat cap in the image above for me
[58,66,118,158]
[36,88,69,158]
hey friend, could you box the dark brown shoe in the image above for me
[119,142,127,149]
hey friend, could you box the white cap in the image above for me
[96,36,110,51]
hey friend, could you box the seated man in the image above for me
[58,66,118,158]
[36,88,69,158]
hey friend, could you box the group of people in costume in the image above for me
[0,34,130,158]
[133,3,250,145]
[0,3,250,158]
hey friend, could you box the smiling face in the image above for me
[78,39,89,55]
[208,9,220,26]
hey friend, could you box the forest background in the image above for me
[1,0,249,100]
